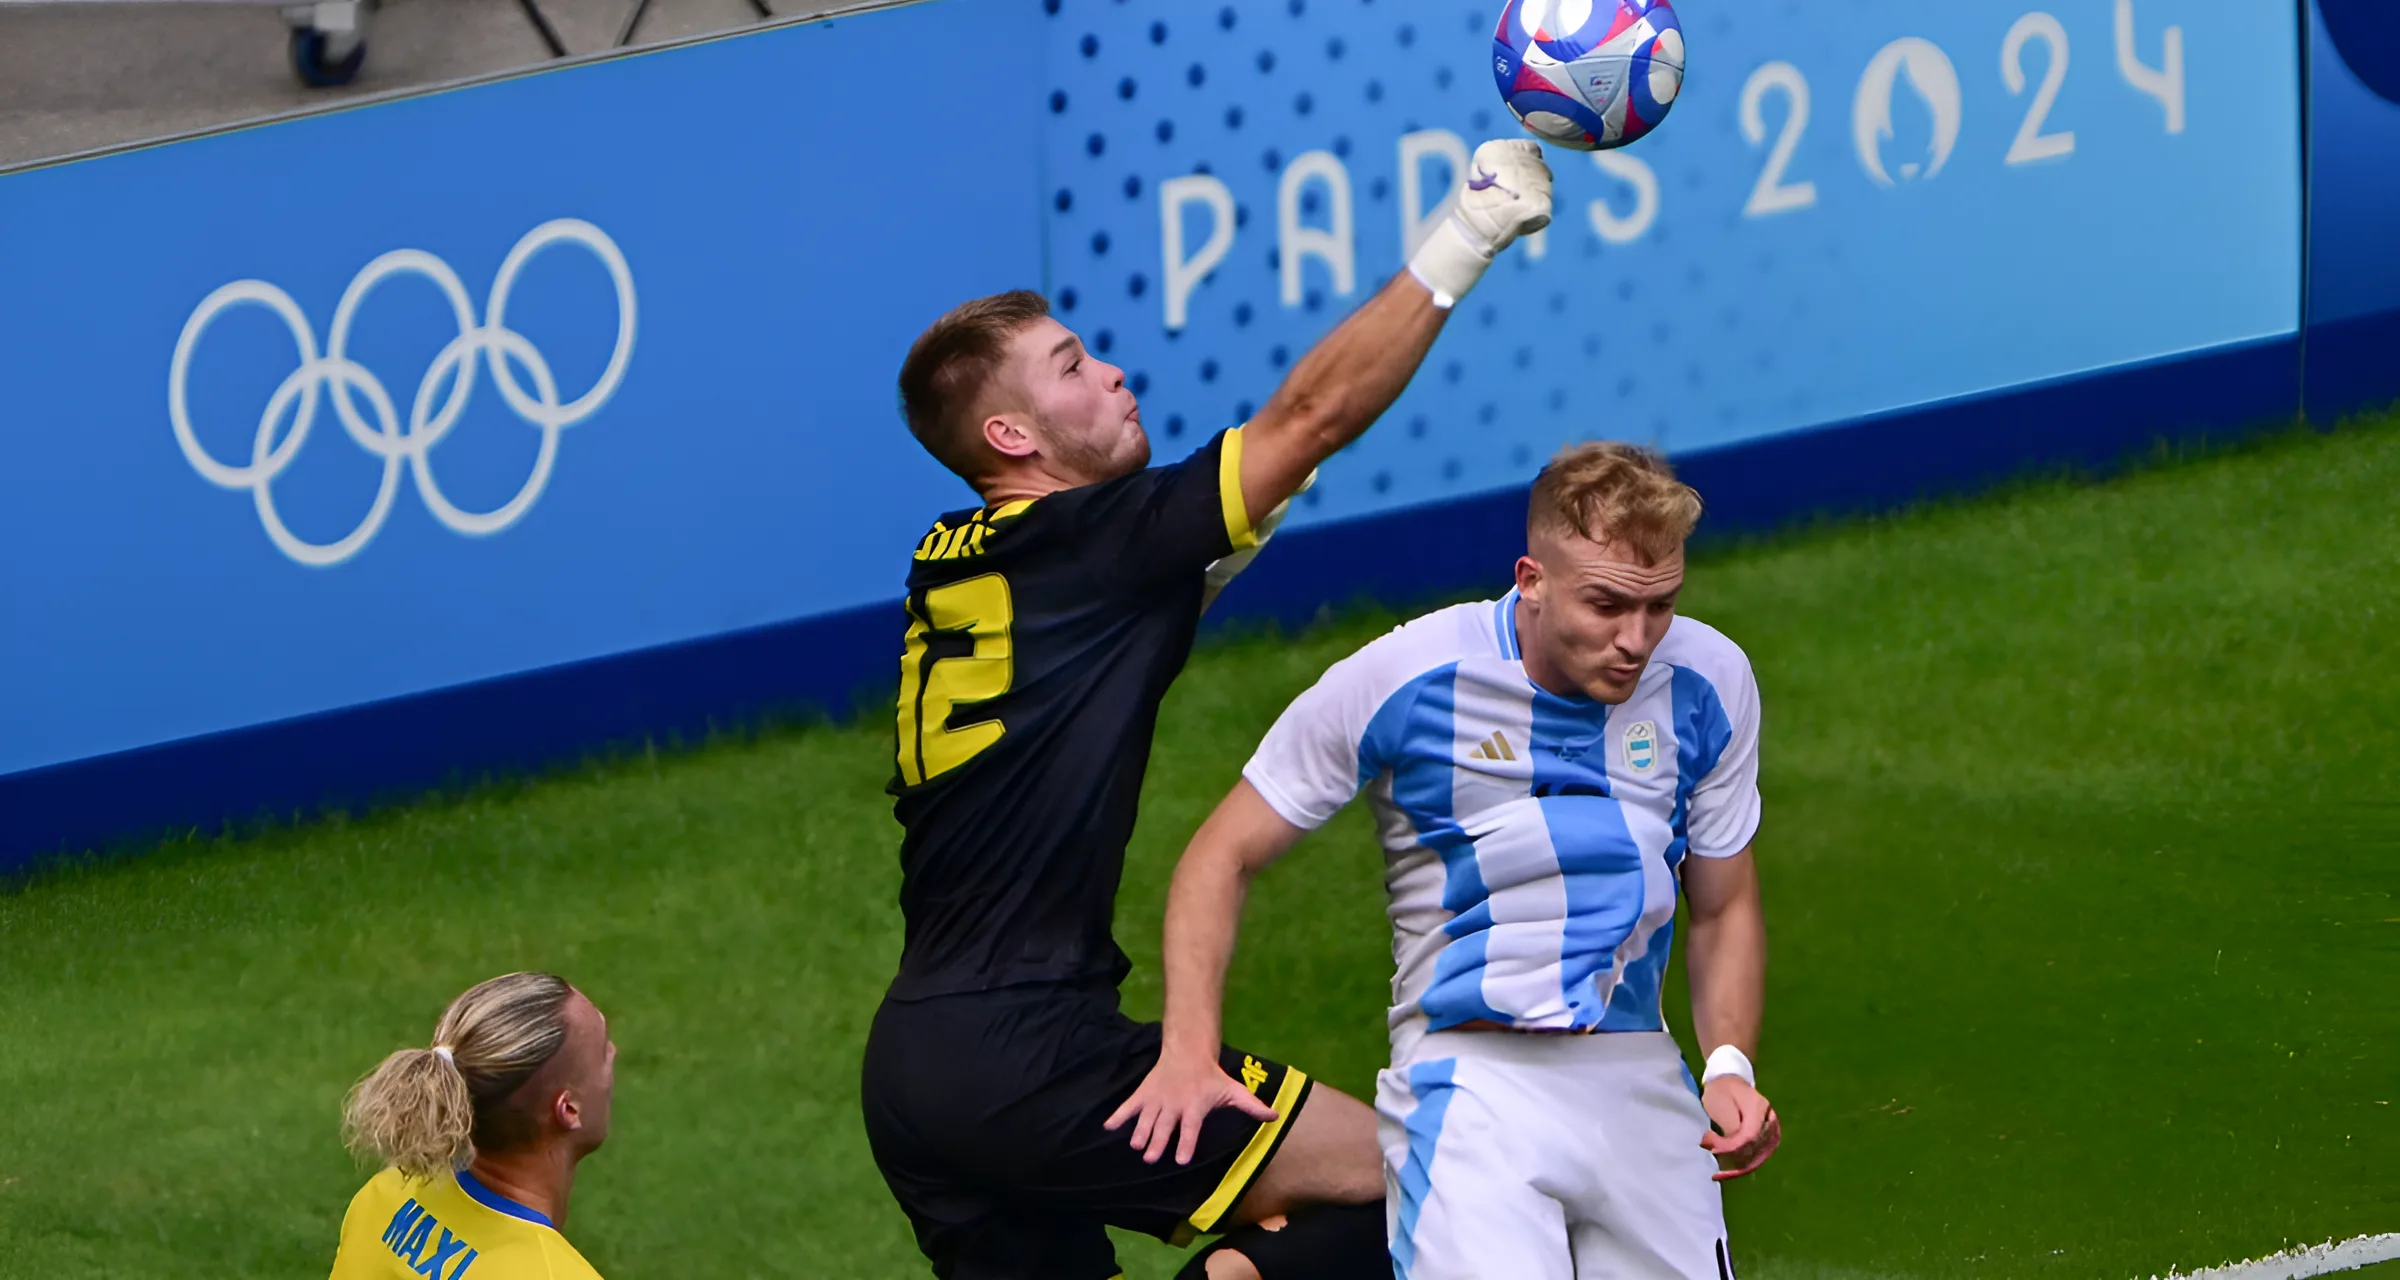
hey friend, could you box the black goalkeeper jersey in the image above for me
[884,428,1258,1000]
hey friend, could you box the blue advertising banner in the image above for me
[0,0,2309,863]
[1043,0,2301,531]
[2305,0,2400,420]
[0,4,1041,782]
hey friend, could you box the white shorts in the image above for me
[1376,1029,1731,1280]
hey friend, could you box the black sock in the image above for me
[1173,1201,1388,1280]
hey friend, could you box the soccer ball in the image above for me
[1492,0,1685,151]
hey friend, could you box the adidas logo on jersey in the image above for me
[1468,731,1518,762]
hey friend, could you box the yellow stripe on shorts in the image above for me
[1184,1065,1309,1237]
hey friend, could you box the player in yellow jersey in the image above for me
[328,972,617,1280]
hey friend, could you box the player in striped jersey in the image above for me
[1113,444,1781,1278]
[329,973,615,1280]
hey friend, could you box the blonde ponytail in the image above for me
[341,972,574,1180]
[342,1047,476,1179]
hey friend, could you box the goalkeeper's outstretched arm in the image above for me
[1235,138,1554,523]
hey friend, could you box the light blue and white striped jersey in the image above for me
[1243,592,1761,1042]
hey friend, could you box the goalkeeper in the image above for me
[862,142,1554,1280]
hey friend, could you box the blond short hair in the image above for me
[1527,442,1702,563]
[340,972,574,1180]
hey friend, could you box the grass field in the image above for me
[3,417,2397,1280]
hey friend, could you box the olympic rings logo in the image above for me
[168,219,636,567]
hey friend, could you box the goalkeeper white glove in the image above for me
[1406,138,1555,309]
[1203,470,1314,609]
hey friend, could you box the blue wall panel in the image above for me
[0,0,2317,869]
[0,602,900,862]
[2305,0,2400,422]
[1044,0,2300,529]
[0,4,1040,782]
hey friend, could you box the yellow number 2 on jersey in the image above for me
[896,573,1015,786]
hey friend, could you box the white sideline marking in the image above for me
[2149,1234,2400,1280]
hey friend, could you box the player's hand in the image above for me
[1406,139,1555,305]
[1103,1051,1278,1167]
[1453,138,1556,253]
[1700,1077,1781,1180]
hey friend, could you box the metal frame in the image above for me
[0,0,812,91]
[617,0,772,48]
[0,0,919,178]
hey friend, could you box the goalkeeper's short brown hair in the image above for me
[1527,442,1703,564]
[897,289,1052,479]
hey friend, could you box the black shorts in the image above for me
[861,982,1315,1280]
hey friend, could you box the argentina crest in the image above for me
[1623,720,1659,774]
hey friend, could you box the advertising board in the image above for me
[0,4,1040,786]
[0,0,2312,864]
[1045,0,2302,532]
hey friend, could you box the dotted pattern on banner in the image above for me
[1036,0,2304,530]
[1038,0,1833,529]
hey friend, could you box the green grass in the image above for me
[4,417,2397,1279]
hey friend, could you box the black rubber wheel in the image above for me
[289,29,367,87]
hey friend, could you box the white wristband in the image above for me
[1701,1044,1755,1088]
[1404,216,1495,310]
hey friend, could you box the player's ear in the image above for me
[982,412,1040,459]
[552,1088,583,1134]
[1514,553,1544,602]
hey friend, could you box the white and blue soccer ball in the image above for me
[1493,0,1685,151]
